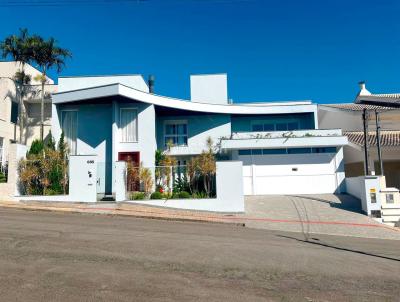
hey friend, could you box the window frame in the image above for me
[119,107,138,143]
[251,120,300,132]
[164,120,188,147]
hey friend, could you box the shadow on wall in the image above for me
[289,194,362,214]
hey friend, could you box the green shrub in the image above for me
[131,192,146,200]
[28,139,44,156]
[192,191,208,199]
[150,191,164,199]
[178,191,191,199]
[0,171,7,183]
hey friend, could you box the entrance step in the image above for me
[100,195,115,202]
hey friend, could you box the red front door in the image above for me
[118,152,140,164]
[118,152,140,191]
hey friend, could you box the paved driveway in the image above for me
[245,194,400,240]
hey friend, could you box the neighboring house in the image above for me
[52,73,348,197]
[319,82,400,189]
[0,61,56,168]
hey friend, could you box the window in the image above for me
[120,108,138,142]
[164,121,188,146]
[288,148,312,154]
[251,121,300,132]
[238,149,252,156]
[312,147,336,153]
[61,110,78,155]
[0,137,3,164]
[10,102,18,124]
[252,124,263,131]
[238,147,336,156]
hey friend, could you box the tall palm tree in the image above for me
[0,28,34,143]
[31,36,71,141]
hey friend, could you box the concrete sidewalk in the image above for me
[1,197,400,240]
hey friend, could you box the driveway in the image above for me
[245,194,400,240]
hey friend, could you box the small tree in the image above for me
[31,35,71,141]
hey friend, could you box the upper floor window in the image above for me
[164,121,188,147]
[251,121,300,132]
[120,108,138,142]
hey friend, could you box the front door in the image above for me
[118,152,140,191]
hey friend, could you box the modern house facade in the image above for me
[0,61,56,169]
[52,73,348,198]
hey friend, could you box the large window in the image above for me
[120,108,138,142]
[238,147,336,156]
[61,110,78,155]
[251,121,300,132]
[164,121,188,147]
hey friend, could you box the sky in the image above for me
[0,0,399,104]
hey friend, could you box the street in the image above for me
[0,208,399,301]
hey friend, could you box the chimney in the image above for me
[148,75,155,93]
[358,81,371,96]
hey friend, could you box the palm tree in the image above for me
[31,36,71,141]
[0,28,34,143]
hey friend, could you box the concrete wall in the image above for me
[318,106,400,132]
[345,176,382,215]
[156,114,231,155]
[58,75,149,93]
[125,161,244,212]
[190,74,228,104]
[0,144,27,201]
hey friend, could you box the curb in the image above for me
[0,203,246,227]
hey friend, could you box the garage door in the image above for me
[240,153,338,195]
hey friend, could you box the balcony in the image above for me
[220,129,348,150]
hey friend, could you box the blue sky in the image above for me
[1,0,399,104]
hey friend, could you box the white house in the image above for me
[51,73,348,199]
[0,61,56,170]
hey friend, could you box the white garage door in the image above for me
[240,153,339,195]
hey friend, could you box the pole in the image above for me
[362,108,370,175]
[375,110,384,175]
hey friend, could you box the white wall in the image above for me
[190,74,228,105]
[58,75,149,93]
[126,161,244,212]
[345,176,382,215]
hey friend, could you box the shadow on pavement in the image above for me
[277,234,400,262]
[289,194,362,214]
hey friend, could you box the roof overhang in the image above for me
[52,83,317,115]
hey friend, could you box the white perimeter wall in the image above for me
[126,161,244,212]
[345,176,382,215]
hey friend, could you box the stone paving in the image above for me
[244,194,400,240]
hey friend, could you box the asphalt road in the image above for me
[0,208,399,302]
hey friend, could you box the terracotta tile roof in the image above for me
[321,103,396,112]
[345,130,400,147]
[356,94,400,107]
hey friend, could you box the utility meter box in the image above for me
[69,155,97,202]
